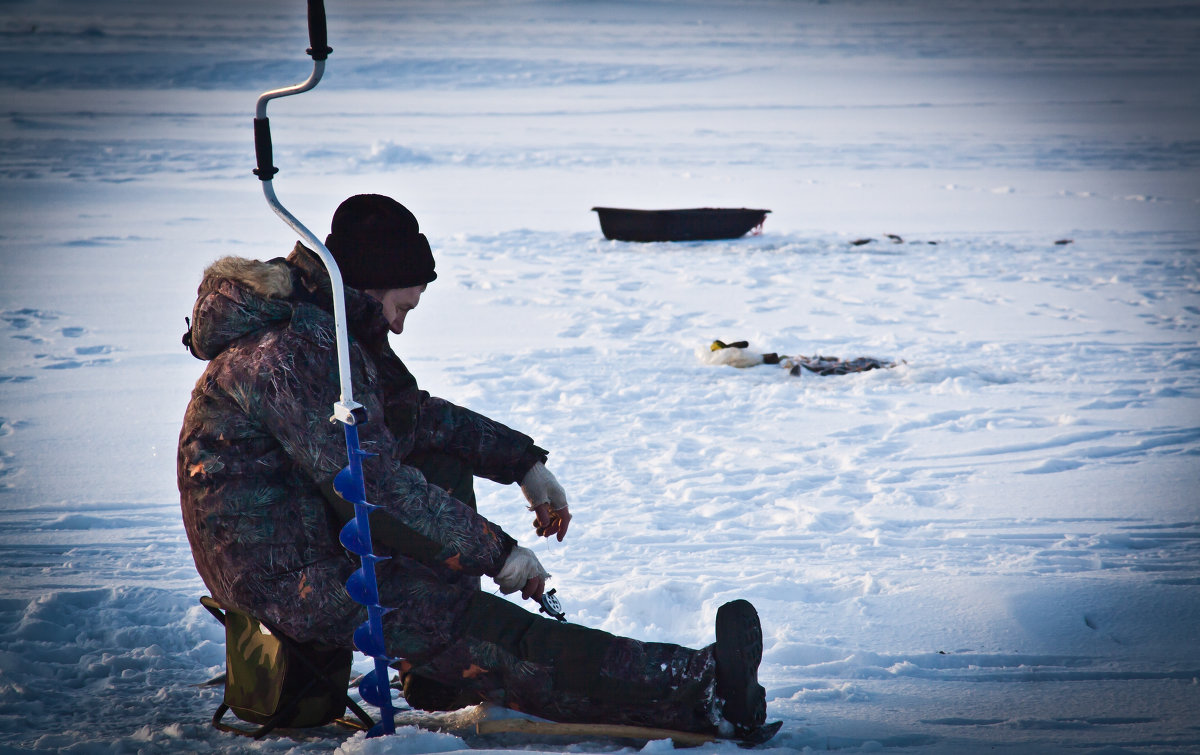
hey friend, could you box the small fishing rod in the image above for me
[250,1,396,736]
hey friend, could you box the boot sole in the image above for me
[714,599,766,729]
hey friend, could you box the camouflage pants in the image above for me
[398,453,720,733]
[408,592,719,733]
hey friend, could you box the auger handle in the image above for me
[252,0,332,181]
[307,0,332,61]
[252,117,278,180]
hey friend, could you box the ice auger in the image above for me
[250,1,396,736]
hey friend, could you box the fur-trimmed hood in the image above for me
[198,255,295,301]
[184,243,387,361]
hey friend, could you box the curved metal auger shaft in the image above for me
[250,0,396,736]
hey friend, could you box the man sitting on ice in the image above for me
[177,194,771,739]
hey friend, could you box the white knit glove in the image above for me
[494,545,550,599]
[521,462,572,541]
[520,462,568,510]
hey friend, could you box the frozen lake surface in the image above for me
[1,1,1198,753]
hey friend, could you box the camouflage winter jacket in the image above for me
[178,244,544,653]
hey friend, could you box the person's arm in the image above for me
[215,326,514,578]
[411,393,547,484]
[414,395,572,540]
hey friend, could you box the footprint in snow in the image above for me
[74,345,111,355]
[42,358,113,370]
[2,308,58,329]
[3,308,114,372]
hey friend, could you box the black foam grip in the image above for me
[252,117,279,180]
[307,0,332,60]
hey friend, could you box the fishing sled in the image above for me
[476,716,783,749]
[593,207,771,242]
[396,704,784,749]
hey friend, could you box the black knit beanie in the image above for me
[324,194,437,290]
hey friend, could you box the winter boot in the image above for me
[714,599,767,733]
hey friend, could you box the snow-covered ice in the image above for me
[1,1,1198,753]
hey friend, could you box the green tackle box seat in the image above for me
[200,596,374,738]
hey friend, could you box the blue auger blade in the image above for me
[358,667,392,708]
[333,465,366,504]
[339,518,372,555]
[353,620,388,658]
[368,720,396,738]
[346,562,388,605]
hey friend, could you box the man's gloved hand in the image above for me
[520,462,572,541]
[494,545,549,601]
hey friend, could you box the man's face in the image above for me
[367,284,426,335]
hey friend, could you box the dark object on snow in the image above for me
[1055,238,1074,246]
[200,596,373,738]
[850,238,874,246]
[592,207,770,242]
[708,339,899,377]
[788,355,897,376]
